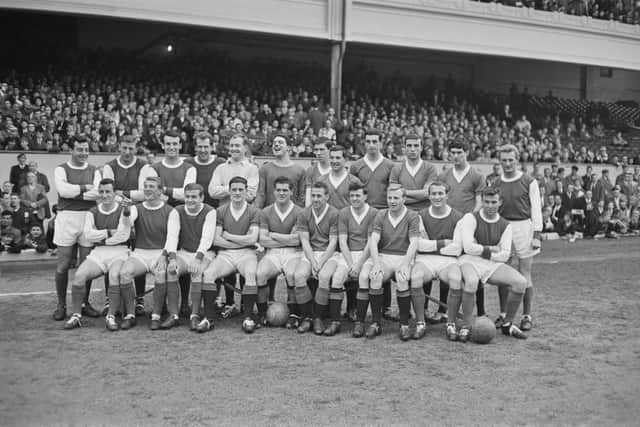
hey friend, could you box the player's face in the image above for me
[482,194,502,217]
[184,189,204,210]
[314,144,329,162]
[449,148,466,166]
[499,152,518,174]
[404,139,421,160]
[310,188,328,209]
[365,135,381,155]
[349,189,366,209]
[228,137,245,160]
[30,226,42,238]
[119,142,136,162]
[274,183,292,204]
[163,136,181,158]
[387,189,405,212]
[98,184,115,204]
[428,185,447,208]
[195,139,211,161]
[329,150,346,172]
[71,142,90,164]
[229,182,247,203]
[272,137,288,157]
[143,180,162,201]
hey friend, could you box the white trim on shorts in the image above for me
[299,250,342,266]
[53,210,91,247]
[129,248,164,272]
[216,248,257,271]
[86,245,129,273]
[336,250,365,270]
[262,247,302,271]
[459,254,502,284]
[414,254,458,279]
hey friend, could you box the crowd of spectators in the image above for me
[474,0,640,25]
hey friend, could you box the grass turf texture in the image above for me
[1,238,639,426]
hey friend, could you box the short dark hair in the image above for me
[273,176,292,190]
[311,180,329,195]
[314,137,331,147]
[428,181,450,194]
[404,134,421,144]
[17,153,26,160]
[195,131,213,143]
[184,183,204,196]
[329,145,348,158]
[120,135,137,145]
[481,187,501,199]
[364,129,381,139]
[448,140,468,152]
[348,182,367,194]
[272,133,289,145]
[164,130,180,139]
[229,176,248,188]
[1,210,12,217]
[72,136,89,148]
[99,178,115,187]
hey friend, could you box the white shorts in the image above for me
[363,253,410,272]
[177,249,215,264]
[262,247,302,271]
[299,250,342,266]
[414,254,458,279]
[86,245,129,273]
[336,250,366,270]
[459,254,502,285]
[129,248,164,273]
[54,211,91,247]
[217,248,257,271]
[509,219,540,259]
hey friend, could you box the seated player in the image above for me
[457,187,528,341]
[156,183,217,332]
[64,178,132,329]
[292,181,340,334]
[256,176,303,328]
[411,181,463,340]
[358,184,421,341]
[109,176,177,331]
[201,176,260,333]
[335,183,378,338]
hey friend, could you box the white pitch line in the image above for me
[0,289,106,298]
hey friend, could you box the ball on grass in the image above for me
[266,302,289,327]
[471,316,497,344]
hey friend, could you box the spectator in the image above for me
[27,161,50,193]
[629,207,640,233]
[486,163,502,187]
[9,152,29,190]
[19,171,48,223]
[556,212,577,242]
[612,131,628,146]
[593,169,613,202]
[541,206,556,232]
[23,223,49,253]
[7,193,36,235]
[0,191,10,212]
[0,210,22,253]
[608,185,625,210]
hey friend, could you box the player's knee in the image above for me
[370,277,382,290]
[119,267,136,284]
[202,269,216,284]
[512,274,527,293]
[464,279,478,293]
[396,280,409,292]
[448,269,462,286]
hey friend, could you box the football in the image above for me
[471,316,497,344]
[266,302,290,327]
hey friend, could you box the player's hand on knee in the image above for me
[188,259,202,275]
[167,259,179,276]
[153,257,167,276]
[396,264,410,282]
[369,263,383,280]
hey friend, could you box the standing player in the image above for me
[150,130,197,318]
[255,134,306,208]
[411,181,463,340]
[292,181,340,334]
[256,176,303,326]
[52,136,102,321]
[157,183,217,332]
[429,140,486,323]
[349,129,396,320]
[102,135,155,316]
[201,177,261,333]
[317,145,363,210]
[185,131,225,208]
[304,137,332,206]
[336,183,378,338]
[108,176,177,330]
[358,185,421,340]
[457,187,528,340]
[63,178,131,329]
[389,134,438,211]
[495,144,542,332]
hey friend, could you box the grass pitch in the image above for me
[1,239,640,426]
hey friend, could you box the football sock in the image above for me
[410,287,426,323]
[267,277,277,302]
[257,302,268,316]
[438,281,449,314]
[257,286,270,314]
[356,290,369,322]
[345,281,357,312]
[447,288,462,323]
[202,287,218,320]
[190,281,202,317]
[314,302,328,320]
[179,275,190,309]
[329,293,342,322]
[286,286,299,316]
[108,283,121,317]
[295,286,313,305]
[120,281,136,318]
[423,280,433,310]
[152,281,168,317]
[476,285,486,316]
[103,274,110,297]
[299,301,313,319]
[523,287,533,316]
[242,293,258,318]
[504,290,524,324]
[383,281,391,310]
[498,285,509,313]
[461,291,476,327]
[167,280,180,317]
[307,278,319,298]
[83,280,92,304]
[71,284,84,315]
[315,286,329,306]
[369,288,383,324]
[134,275,146,299]
[397,290,411,326]
[55,271,68,306]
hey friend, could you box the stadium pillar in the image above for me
[330,42,343,116]
[580,65,587,100]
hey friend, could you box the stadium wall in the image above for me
[0,153,624,208]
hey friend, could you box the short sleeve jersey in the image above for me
[257,162,306,208]
[389,160,439,210]
[296,205,339,251]
[496,174,534,221]
[372,209,421,255]
[175,204,214,253]
[418,207,463,241]
[305,163,331,188]
[473,212,509,246]
[350,157,395,209]
[260,203,303,247]
[317,173,363,210]
[338,205,378,252]
[438,167,485,214]
[216,203,261,244]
